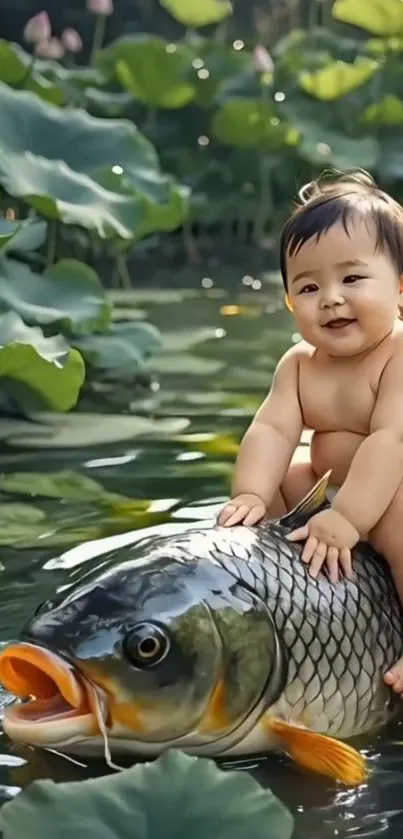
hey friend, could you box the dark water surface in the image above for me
[0,278,402,838]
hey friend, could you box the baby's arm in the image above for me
[218,347,304,526]
[332,349,403,534]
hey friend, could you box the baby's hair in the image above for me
[279,168,403,293]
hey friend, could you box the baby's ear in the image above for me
[285,294,294,312]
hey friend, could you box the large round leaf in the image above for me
[332,0,403,36]
[0,312,85,412]
[0,220,23,251]
[299,58,379,100]
[161,0,233,27]
[98,35,195,109]
[0,258,110,334]
[72,320,161,377]
[1,750,294,839]
[0,39,65,106]
[361,94,403,125]
[0,82,186,239]
[212,98,297,150]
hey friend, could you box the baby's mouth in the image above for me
[323,318,356,329]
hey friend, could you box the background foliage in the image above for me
[0,0,401,417]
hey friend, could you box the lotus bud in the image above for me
[61,27,83,53]
[23,11,51,44]
[252,45,274,74]
[35,37,65,60]
[86,0,114,15]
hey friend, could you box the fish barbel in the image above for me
[0,472,401,787]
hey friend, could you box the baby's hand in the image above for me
[287,508,360,584]
[217,493,267,527]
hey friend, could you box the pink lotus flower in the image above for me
[23,11,51,44]
[86,0,114,15]
[252,45,274,73]
[61,27,83,53]
[35,37,65,60]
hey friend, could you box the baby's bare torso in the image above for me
[298,328,403,485]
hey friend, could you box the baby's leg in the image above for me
[369,482,403,695]
[265,445,318,518]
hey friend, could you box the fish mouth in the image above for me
[323,317,356,329]
[0,642,103,746]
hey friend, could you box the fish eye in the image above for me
[122,622,170,668]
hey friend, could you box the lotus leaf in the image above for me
[361,94,403,125]
[72,320,161,376]
[332,0,403,36]
[161,0,233,27]
[0,40,65,106]
[0,220,23,250]
[0,312,85,412]
[1,750,294,839]
[2,218,47,254]
[0,83,186,238]
[98,35,195,108]
[212,98,297,150]
[0,258,110,334]
[299,57,379,100]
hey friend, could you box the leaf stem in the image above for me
[115,253,132,289]
[46,219,58,268]
[90,15,107,66]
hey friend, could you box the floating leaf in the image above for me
[161,0,233,27]
[0,312,85,412]
[0,82,185,240]
[361,94,403,125]
[0,258,110,334]
[0,470,113,502]
[332,0,403,36]
[99,35,195,109]
[72,321,161,376]
[3,413,190,448]
[212,98,297,150]
[1,750,294,839]
[299,57,379,100]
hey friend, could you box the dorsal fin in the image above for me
[279,470,332,530]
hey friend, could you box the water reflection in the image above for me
[0,281,401,836]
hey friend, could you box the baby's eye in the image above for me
[298,283,317,294]
[343,274,365,284]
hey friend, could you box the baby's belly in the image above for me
[310,430,366,486]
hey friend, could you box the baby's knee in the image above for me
[281,460,318,510]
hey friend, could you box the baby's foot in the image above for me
[384,658,403,695]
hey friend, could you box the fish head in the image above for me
[0,535,284,758]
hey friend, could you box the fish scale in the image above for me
[181,521,402,740]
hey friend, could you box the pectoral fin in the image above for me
[264,717,368,786]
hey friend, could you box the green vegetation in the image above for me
[0,750,294,839]
[0,0,400,418]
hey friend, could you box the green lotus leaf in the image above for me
[72,320,161,377]
[361,94,403,125]
[1,750,294,839]
[0,220,23,250]
[98,35,195,109]
[0,258,110,334]
[161,0,233,27]
[212,98,298,150]
[299,57,379,100]
[0,82,186,239]
[0,311,85,412]
[0,39,65,105]
[332,0,403,36]
[2,218,47,254]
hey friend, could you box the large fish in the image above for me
[0,473,401,787]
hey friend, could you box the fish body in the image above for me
[0,474,401,785]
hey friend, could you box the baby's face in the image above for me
[286,219,402,357]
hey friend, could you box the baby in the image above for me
[218,168,403,695]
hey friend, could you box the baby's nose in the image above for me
[320,287,346,308]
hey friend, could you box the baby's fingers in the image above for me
[309,541,327,578]
[326,546,340,584]
[338,546,352,579]
[243,505,266,526]
[220,504,249,527]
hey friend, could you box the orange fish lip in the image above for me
[0,642,104,740]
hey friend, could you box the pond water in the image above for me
[0,277,402,838]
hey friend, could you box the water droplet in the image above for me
[233,39,244,50]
